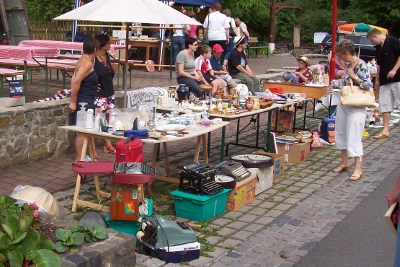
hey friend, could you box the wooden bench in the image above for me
[246,37,269,58]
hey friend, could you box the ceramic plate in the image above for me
[156,124,186,131]
[189,106,204,112]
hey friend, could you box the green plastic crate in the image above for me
[105,212,140,236]
[170,189,231,221]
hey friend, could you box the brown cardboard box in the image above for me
[276,142,311,163]
[226,175,256,211]
[252,151,286,179]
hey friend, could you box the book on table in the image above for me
[384,202,399,234]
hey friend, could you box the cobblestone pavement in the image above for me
[48,110,398,267]
[4,53,398,267]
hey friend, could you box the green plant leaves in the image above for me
[55,228,71,242]
[0,232,11,250]
[5,250,23,267]
[39,238,55,251]
[70,232,85,246]
[32,249,61,267]
[54,242,68,253]
[0,195,16,206]
[1,215,20,240]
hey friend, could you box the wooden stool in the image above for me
[71,161,114,212]
[200,84,212,99]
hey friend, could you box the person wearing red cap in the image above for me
[210,44,236,93]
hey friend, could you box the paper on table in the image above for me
[384,202,399,234]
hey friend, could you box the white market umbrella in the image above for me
[54,0,201,105]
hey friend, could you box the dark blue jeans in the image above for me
[177,76,204,98]
[172,36,185,65]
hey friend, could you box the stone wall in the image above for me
[0,99,73,169]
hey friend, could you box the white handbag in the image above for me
[340,80,375,107]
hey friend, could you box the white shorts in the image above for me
[379,82,400,113]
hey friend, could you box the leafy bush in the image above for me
[54,224,108,253]
[0,195,60,267]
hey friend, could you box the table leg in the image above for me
[162,142,171,177]
[72,136,88,212]
[194,136,202,163]
[207,132,211,157]
[145,44,150,63]
[202,134,208,164]
[151,143,159,170]
[220,125,226,161]
[0,74,3,97]
[265,110,272,152]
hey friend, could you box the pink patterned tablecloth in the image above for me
[0,45,59,61]
[19,40,129,55]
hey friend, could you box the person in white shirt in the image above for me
[203,2,229,57]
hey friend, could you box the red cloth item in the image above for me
[72,161,114,175]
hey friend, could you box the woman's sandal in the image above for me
[103,145,116,154]
[350,172,363,181]
[333,164,350,173]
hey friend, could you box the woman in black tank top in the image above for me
[94,34,116,154]
[68,38,100,161]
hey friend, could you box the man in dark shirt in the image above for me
[227,36,259,94]
[367,28,400,139]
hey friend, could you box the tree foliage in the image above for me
[26,0,74,21]
[222,0,399,43]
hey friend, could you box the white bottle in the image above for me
[76,102,87,128]
[86,109,94,129]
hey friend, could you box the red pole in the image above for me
[329,0,337,82]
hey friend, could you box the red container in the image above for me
[115,136,144,163]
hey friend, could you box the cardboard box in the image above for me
[276,141,311,163]
[226,175,256,211]
[252,151,286,179]
[248,167,273,195]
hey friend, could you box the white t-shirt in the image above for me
[173,24,185,37]
[203,11,229,41]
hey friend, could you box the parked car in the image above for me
[320,34,376,61]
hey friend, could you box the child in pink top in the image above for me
[195,45,224,96]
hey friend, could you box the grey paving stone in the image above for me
[258,201,276,209]
[271,195,285,202]
[283,197,301,205]
[242,223,264,232]
[248,207,268,216]
[224,211,244,220]
[217,227,237,236]
[293,181,308,187]
[255,216,275,225]
[212,218,231,226]
[207,247,229,258]
[274,203,292,211]
[238,214,258,223]
[248,198,263,206]
[231,230,253,241]
[291,192,309,199]
[267,209,285,218]
[227,221,248,229]
[276,191,292,198]
[189,256,214,267]
[299,188,315,194]
[206,235,223,245]
[219,238,243,249]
